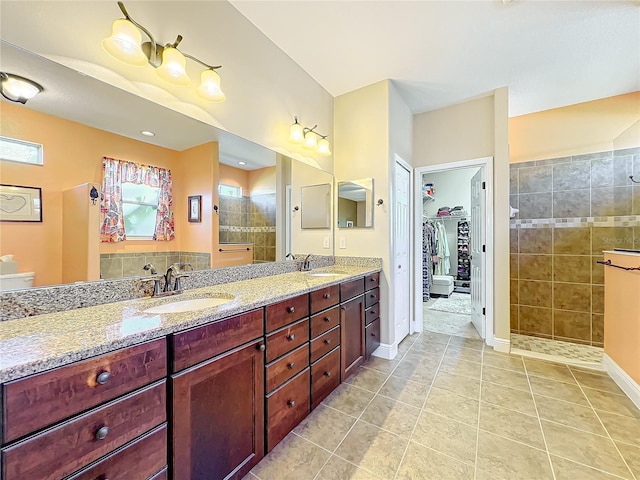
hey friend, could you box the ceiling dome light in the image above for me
[304,131,318,149]
[238,161,247,165]
[196,69,225,102]
[102,18,148,67]
[289,117,304,143]
[156,47,190,86]
[317,136,331,156]
[0,72,43,104]
[140,130,155,137]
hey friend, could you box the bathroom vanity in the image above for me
[0,265,381,480]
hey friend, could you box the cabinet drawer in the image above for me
[265,318,309,363]
[266,368,310,451]
[310,285,339,314]
[340,277,364,301]
[150,468,168,480]
[172,308,264,372]
[310,326,340,363]
[365,272,380,290]
[365,304,379,326]
[266,294,309,333]
[66,423,167,480]
[266,344,309,394]
[365,287,380,309]
[311,306,340,338]
[311,347,340,410]
[366,318,381,359]
[2,338,166,444]
[1,380,166,480]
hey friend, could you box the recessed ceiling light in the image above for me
[141,130,155,137]
[238,161,247,165]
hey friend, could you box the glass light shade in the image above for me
[196,69,225,102]
[289,121,304,143]
[317,137,331,156]
[101,19,148,67]
[304,131,318,149]
[1,76,42,103]
[156,47,190,86]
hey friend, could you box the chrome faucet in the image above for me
[286,253,313,271]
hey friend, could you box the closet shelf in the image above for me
[422,192,435,203]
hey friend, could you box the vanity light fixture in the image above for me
[0,72,43,104]
[288,117,331,156]
[102,1,225,102]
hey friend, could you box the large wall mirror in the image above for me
[337,178,374,228]
[0,42,334,290]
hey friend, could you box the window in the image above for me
[0,136,43,165]
[121,183,161,238]
[218,183,242,197]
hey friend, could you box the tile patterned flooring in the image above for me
[511,333,604,364]
[245,332,640,480]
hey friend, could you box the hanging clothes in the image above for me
[422,221,437,301]
[434,221,450,275]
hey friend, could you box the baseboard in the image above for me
[372,342,398,360]
[492,337,510,353]
[603,354,640,410]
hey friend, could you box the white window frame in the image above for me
[121,182,161,240]
[218,183,242,197]
[0,136,43,165]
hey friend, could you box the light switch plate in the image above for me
[323,237,330,249]
[339,237,347,249]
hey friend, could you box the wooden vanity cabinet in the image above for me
[170,309,266,480]
[340,278,366,380]
[365,272,381,359]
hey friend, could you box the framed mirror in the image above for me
[337,178,374,228]
[300,184,331,229]
[0,41,334,290]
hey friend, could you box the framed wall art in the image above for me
[188,195,201,223]
[0,184,42,222]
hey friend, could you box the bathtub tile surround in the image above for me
[0,255,346,321]
[100,251,211,279]
[245,333,639,480]
[509,147,640,347]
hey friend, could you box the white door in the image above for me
[470,168,486,338]
[394,161,411,342]
[285,185,292,255]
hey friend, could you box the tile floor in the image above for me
[245,332,640,480]
[511,333,604,364]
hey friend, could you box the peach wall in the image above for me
[248,166,277,195]
[219,164,249,193]
[604,252,640,385]
[510,92,640,163]
[174,142,219,262]
[0,102,179,286]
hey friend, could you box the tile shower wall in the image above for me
[100,251,211,279]
[219,193,276,263]
[509,147,640,347]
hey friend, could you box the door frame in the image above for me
[413,156,495,346]
[391,154,415,340]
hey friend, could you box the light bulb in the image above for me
[289,120,303,143]
[304,131,317,149]
[101,19,148,67]
[317,137,331,156]
[156,47,190,86]
[196,69,225,102]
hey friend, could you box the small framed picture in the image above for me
[188,195,201,223]
[346,220,354,228]
[0,184,42,222]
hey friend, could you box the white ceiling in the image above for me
[230,0,640,116]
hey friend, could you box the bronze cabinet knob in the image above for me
[324,371,331,377]
[96,371,111,385]
[287,400,296,408]
[258,344,266,352]
[323,293,330,299]
[287,306,295,313]
[324,316,331,322]
[287,334,295,341]
[95,426,110,440]
[324,339,331,345]
[288,362,295,369]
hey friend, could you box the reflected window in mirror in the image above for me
[122,183,160,239]
[337,178,374,228]
[218,183,242,198]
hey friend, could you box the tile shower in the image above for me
[509,147,640,347]
[100,251,211,279]
[219,193,276,263]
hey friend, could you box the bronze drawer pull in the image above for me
[95,426,110,441]
[324,371,331,377]
[258,344,266,352]
[370,294,375,298]
[323,293,330,299]
[287,334,295,341]
[96,371,111,385]
[371,332,377,337]
[370,277,376,281]
[288,362,295,369]
[287,306,295,313]
[287,400,296,408]
[324,339,331,345]
[324,316,331,322]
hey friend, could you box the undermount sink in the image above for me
[306,270,348,277]
[143,295,234,314]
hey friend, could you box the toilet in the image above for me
[431,275,454,297]
[0,272,35,291]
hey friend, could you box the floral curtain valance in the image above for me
[100,157,175,243]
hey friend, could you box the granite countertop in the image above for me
[0,265,379,383]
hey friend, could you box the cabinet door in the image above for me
[172,339,264,480]
[340,295,365,380]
